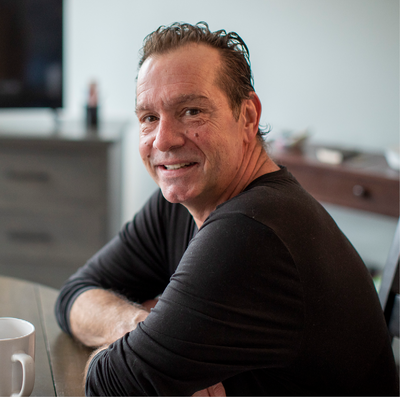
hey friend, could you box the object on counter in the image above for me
[86,81,99,130]
[385,145,400,170]
[315,147,359,165]
[273,129,310,150]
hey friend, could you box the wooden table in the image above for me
[271,144,399,218]
[0,275,92,396]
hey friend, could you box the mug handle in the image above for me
[11,352,35,397]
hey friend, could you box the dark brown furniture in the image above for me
[0,121,126,288]
[0,275,91,396]
[271,144,399,218]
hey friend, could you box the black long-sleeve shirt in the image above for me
[55,167,399,396]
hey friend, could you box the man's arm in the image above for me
[85,345,226,397]
[55,190,188,338]
[69,289,154,347]
[83,213,303,396]
[77,294,226,396]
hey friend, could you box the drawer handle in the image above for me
[5,170,50,183]
[352,184,369,198]
[6,231,53,244]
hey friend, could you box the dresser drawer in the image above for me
[0,256,90,289]
[0,124,123,288]
[288,165,399,217]
[0,151,106,210]
[0,209,105,259]
[272,146,399,217]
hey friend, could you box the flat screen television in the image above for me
[0,0,63,109]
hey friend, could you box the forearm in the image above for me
[85,347,226,397]
[69,288,150,347]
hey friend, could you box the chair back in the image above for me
[379,218,400,340]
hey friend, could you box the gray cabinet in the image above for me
[0,121,125,288]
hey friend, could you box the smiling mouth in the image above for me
[163,162,196,170]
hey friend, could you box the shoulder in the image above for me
[206,167,317,228]
[201,166,343,253]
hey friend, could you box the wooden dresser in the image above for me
[0,121,126,288]
[271,144,399,218]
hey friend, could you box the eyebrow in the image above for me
[135,94,210,114]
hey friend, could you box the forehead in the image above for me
[136,44,224,107]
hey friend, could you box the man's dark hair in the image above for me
[138,22,269,138]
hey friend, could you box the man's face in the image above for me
[136,44,248,211]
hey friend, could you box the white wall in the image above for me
[0,0,398,266]
[64,0,399,147]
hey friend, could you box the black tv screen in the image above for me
[0,0,63,108]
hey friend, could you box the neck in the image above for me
[189,142,279,229]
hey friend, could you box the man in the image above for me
[55,22,399,396]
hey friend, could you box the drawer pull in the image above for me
[352,184,369,198]
[5,170,50,183]
[6,231,53,244]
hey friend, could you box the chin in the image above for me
[160,189,185,204]
[160,187,197,205]
[161,194,182,204]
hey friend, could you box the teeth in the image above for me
[164,163,192,170]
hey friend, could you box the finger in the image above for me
[209,382,226,396]
[192,388,210,396]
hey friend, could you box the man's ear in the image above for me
[242,92,262,143]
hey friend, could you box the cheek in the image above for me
[139,147,154,177]
[139,137,152,161]
[200,125,237,158]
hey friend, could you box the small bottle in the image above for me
[86,81,98,130]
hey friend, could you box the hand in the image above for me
[192,382,226,396]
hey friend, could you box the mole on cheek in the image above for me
[194,133,199,138]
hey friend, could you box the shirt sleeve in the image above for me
[85,213,304,396]
[54,189,182,335]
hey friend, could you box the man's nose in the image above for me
[153,117,185,152]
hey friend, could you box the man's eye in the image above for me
[185,108,200,116]
[143,115,158,123]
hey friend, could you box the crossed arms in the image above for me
[55,190,302,396]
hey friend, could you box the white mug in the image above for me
[0,318,35,397]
